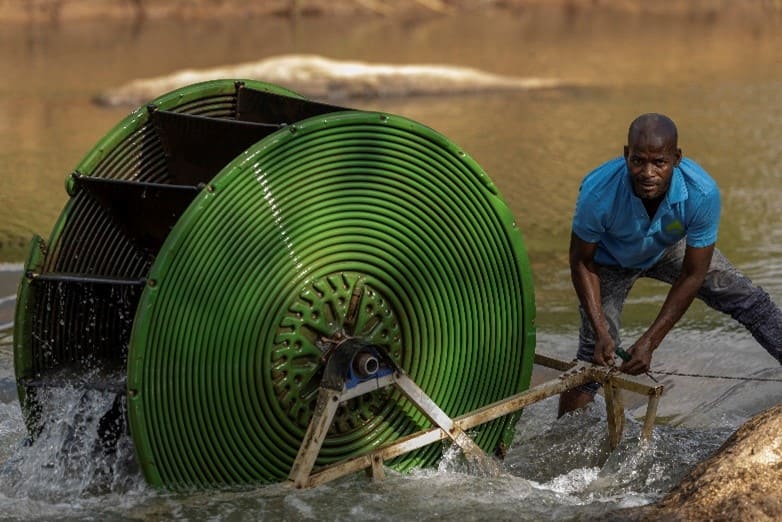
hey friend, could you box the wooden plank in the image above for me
[604,380,624,449]
[296,354,665,488]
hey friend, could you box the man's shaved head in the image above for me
[623,113,682,202]
[628,113,678,150]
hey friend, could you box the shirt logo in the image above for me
[664,220,684,235]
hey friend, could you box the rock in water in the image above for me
[94,54,569,107]
[625,403,782,521]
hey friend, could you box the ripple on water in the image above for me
[0,332,773,521]
[0,388,753,522]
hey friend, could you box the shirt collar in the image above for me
[666,166,688,204]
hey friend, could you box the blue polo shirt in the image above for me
[572,157,720,269]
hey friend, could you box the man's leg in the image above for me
[558,265,639,417]
[558,387,595,417]
[647,242,782,364]
[699,251,782,363]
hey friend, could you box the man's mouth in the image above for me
[635,180,658,198]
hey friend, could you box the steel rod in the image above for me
[27,272,147,286]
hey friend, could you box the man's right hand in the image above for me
[570,232,617,366]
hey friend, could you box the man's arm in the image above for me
[621,243,715,375]
[569,232,616,366]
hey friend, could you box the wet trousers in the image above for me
[576,241,782,393]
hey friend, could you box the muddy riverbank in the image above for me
[2,0,781,24]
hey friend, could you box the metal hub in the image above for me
[271,271,403,432]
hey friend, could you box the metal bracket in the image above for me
[534,353,664,445]
[288,339,498,488]
[288,349,664,489]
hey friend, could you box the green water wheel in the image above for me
[14,79,332,433]
[15,80,535,489]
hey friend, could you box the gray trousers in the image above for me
[576,241,782,392]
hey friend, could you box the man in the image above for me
[559,113,782,416]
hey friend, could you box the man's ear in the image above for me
[674,148,682,166]
[623,145,629,159]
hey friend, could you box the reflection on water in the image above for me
[2,5,782,520]
[3,5,782,326]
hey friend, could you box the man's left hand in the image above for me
[619,338,654,375]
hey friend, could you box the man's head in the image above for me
[624,113,682,201]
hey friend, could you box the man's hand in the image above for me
[569,232,617,366]
[620,337,654,374]
[619,243,714,375]
[593,332,616,366]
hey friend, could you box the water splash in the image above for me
[504,395,734,513]
[0,385,142,501]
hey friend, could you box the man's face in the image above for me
[623,137,681,200]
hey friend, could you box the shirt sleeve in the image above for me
[686,186,721,248]
[571,181,604,244]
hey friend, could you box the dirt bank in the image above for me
[2,0,781,24]
[617,403,782,521]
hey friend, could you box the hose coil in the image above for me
[127,110,535,488]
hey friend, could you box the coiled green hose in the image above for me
[14,80,303,437]
[127,110,536,488]
[15,79,535,489]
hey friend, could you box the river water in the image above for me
[1,5,782,520]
